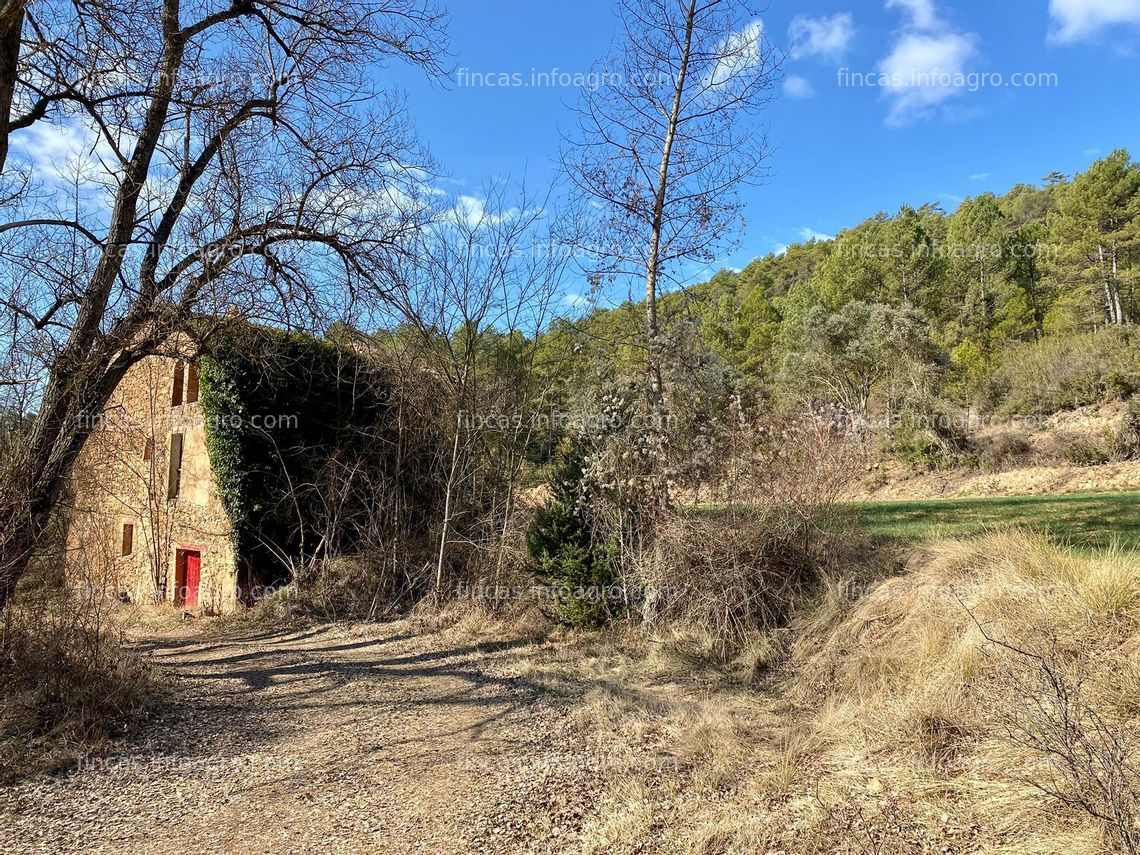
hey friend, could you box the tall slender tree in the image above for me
[947,193,1008,345]
[561,0,781,414]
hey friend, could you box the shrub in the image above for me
[1063,433,1113,466]
[975,431,1034,471]
[642,508,857,658]
[1106,372,1139,401]
[983,631,1140,855]
[987,328,1140,416]
[258,551,431,624]
[884,398,971,470]
[1,566,153,781]
[1112,399,1140,462]
[526,441,618,628]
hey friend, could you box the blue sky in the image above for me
[386,0,1140,287]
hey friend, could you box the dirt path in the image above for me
[0,622,601,854]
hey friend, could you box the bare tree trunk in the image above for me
[644,0,698,412]
[494,445,517,585]
[0,0,24,175]
[144,366,166,601]
[1100,244,1120,325]
[434,412,463,593]
[562,0,778,429]
[0,2,192,605]
[1112,240,1126,324]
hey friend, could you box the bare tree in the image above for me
[386,182,566,593]
[560,0,781,413]
[0,0,448,611]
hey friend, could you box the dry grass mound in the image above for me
[790,530,1140,853]
[643,510,825,655]
[640,508,890,660]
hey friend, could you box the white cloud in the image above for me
[14,120,120,186]
[875,0,982,126]
[1085,147,1103,156]
[1049,0,1140,43]
[784,75,815,98]
[708,20,765,88]
[797,227,835,241]
[788,13,855,60]
[562,293,591,310]
[969,171,991,180]
[885,0,942,31]
[450,194,519,228]
[878,27,978,125]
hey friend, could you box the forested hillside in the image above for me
[536,150,1140,444]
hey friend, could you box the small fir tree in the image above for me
[526,440,615,627]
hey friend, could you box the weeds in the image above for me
[642,509,857,658]
[968,616,1140,854]
[1,563,153,781]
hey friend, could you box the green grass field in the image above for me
[848,490,1140,552]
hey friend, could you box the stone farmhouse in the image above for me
[65,326,441,613]
[66,352,240,612]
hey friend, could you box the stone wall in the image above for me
[66,353,239,612]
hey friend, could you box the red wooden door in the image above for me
[184,551,201,608]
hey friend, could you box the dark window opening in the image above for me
[167,432,184,499]
[171,360,185,406]
[143,436,155,461]
[185,363,199,403]
[121,523,134,556]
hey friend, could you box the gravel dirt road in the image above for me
[0,622,601,854]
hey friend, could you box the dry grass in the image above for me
[500,531,1140,853]
[640,505,893,661]
[507,623,811,853]
[407,591,553,644]
[642,510,834,657]
[1,569,155,782]
[789,530,1140,853]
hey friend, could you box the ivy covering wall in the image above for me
[198,324,440,585]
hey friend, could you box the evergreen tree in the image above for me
[526,441,616,627]
[946,194,1012,347]
[1049,149,1139,327]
